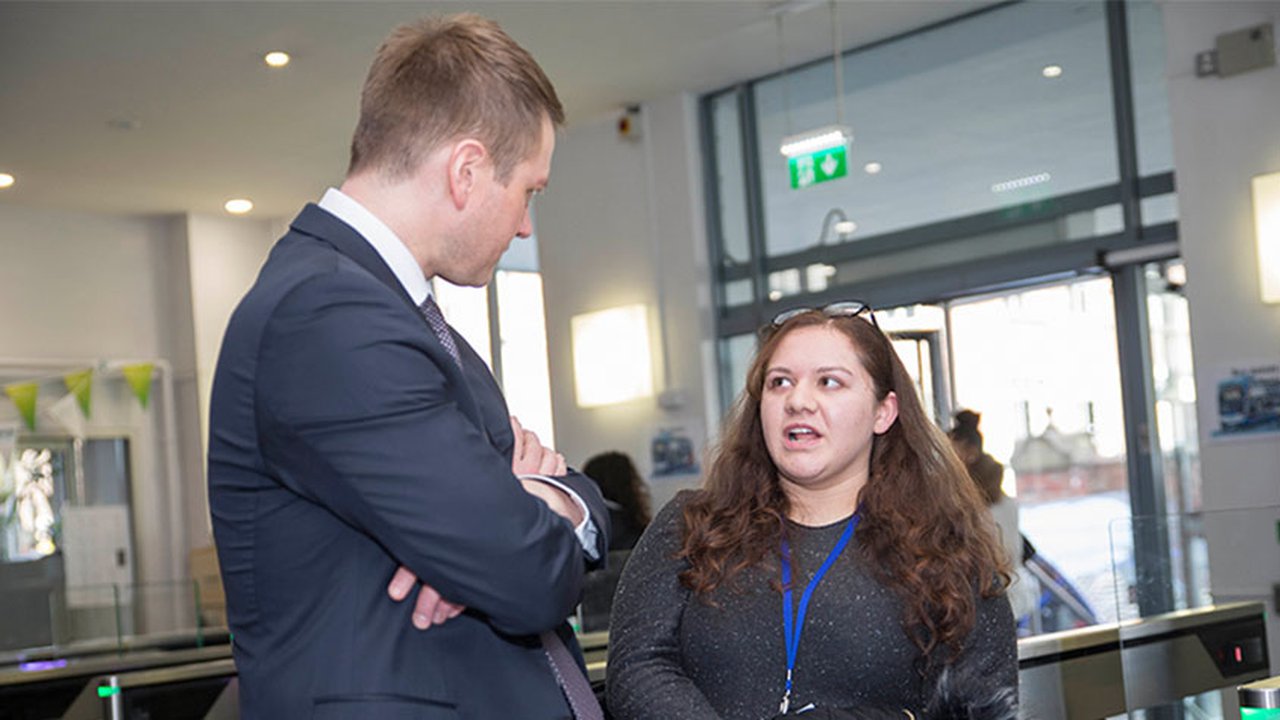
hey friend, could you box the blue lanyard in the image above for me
[779,513,859,715]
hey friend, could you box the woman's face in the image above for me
[759,325,898,496]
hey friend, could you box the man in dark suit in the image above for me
[208,14,608,719]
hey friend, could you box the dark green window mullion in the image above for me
[1106,0,1176,618]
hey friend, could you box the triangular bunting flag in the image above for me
[121,363,155,409]
[4,383,39,431]
[47,391,86,439]
[63,369,93,418]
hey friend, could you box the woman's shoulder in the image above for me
[631,490,706,550]
[651,488,704,524]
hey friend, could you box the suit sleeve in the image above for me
[255,270,582,636]
[606,493,722,719]
[537,469,611,568]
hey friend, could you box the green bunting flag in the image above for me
[122,363,155,409]
[4,383,39,430]
[63,369,93,418]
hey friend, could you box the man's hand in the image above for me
[510,416,583,525]
[388,566,465,630]
[510,416,566,476]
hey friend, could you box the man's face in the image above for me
[445,116,554,286]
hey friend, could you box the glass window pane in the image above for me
[711,91,752,270]
[880,303,948,425]
[754,1,1118,257]
[719,333,757,412]
[818,208,1113,288]
[1128,0,1175,177]
[1140,192,1178,226]
[724,278,754,308]
[495,271,555,449]
[949,277,1129,635]
[431,278,492,370]
[1142,261,1209,611]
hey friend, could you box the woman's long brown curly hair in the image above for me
[678,309,1009,666]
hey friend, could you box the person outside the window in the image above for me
[949,410,1038,624]
[606,304,1016,719]
[949,410,1019,567]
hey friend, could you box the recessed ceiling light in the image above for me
[1042,65,1063,79]
[224,198,254,215]
[264,51,291,68]
[0,173,14,189]
[864,162,882,175]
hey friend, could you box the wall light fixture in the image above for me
[1253,170,1280,303]
[571,304,653,407]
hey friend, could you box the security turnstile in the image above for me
[0,644,229,720]
[1020,601,1270,719]
[61,658,237,720]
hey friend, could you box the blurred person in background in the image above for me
[950,410,1038,626]
[583,451,652,552]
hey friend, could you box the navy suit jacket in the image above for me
[208,204,609,719]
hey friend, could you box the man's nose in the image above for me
[516,209,534,238]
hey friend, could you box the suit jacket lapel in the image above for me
[288,204,486,430]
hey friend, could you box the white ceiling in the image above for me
[0,0,994,218]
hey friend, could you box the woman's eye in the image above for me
[767,376,792,389]
[821,376,842,388]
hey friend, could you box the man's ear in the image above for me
[446,138,488,210]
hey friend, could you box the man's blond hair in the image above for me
[349,14,564,183]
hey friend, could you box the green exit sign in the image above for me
[788,145,848,190]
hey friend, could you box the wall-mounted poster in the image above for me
[650,427,700,477]
[1209,361,1280,441]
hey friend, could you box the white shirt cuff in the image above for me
[518,474,601,561]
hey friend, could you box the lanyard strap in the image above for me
[779,513,859,715]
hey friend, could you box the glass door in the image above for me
[948,276,1130,634]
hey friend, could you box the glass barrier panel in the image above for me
[55,582,123,652]
[128,580,202,640]
[1110,506,1279,718]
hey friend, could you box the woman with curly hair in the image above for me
[606,303,1016,719]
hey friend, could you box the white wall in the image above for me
[0,204,202,597]
[537,93,717,513]
[185,213,279,480]
[1162,0,1280,670]
[0,204,280,603]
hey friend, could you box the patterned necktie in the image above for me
[418,295,462,370]
[540,630,604,720]
[418,294,603,720]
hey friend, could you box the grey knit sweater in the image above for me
[606,491,1017,720]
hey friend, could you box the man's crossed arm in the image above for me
[387,416,585,630]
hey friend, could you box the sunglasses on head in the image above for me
[769,300,878,330]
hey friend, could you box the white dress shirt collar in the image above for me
[318,187,431,305]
